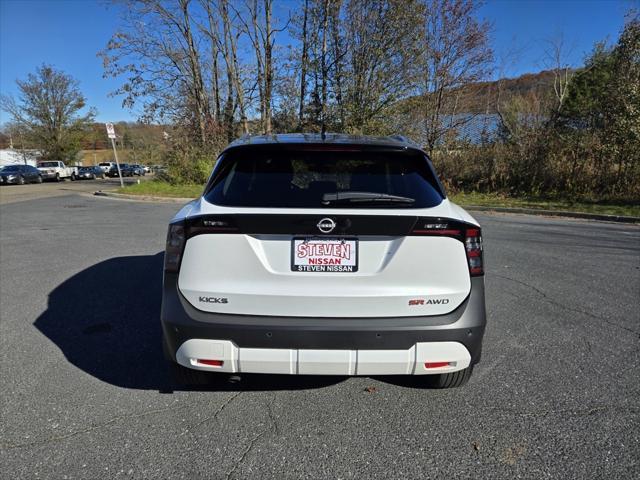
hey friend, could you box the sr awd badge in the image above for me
[408,298,450,305]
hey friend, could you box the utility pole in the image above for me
[105,123,124,187]
[19,129,27,165]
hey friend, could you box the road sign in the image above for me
[105,122,123,187]
[105,122,116,139]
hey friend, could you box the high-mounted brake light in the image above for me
[164,223,185,272]
[465,228,483,276]
[287,144,363,152]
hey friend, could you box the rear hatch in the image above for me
[176,145,479,318]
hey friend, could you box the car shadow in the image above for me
[34,252,344,392]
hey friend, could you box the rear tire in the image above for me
[17,176,25,185]
[426,366,473,389]
[55,173,61,182]
[37,175,43,183]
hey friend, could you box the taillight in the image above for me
[164,217,239,272]
[164,223,185,272]
[411,218,484,277]
[465,228,483,276]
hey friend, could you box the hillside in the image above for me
[406,69,558,115]
[461,70,557,113]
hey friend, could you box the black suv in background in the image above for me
[0,164,43,185]
[107,164,132,177]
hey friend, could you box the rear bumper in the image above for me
[161,274,486,375]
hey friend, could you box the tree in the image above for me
[237,0,288,134]
[1,64,95,161]
[559,16,640,195]
[340,0,423,133]
[100,0,212,144]
[544,33,574,115]
[298,0,310,128]
[418,0,493,154]
[288,0,421,134]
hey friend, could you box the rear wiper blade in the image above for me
[322,191,415,205]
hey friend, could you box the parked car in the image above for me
[0,164,43,185]
[142,165,151,174]
[75,166,105,180]
[130,164,146,176]
[162,134,486,388]
[98,162,116,173]
[107,164,134,177]
[106,165,121,177]
[37,160,74,181]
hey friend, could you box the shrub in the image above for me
[159,143,217,185]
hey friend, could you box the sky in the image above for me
[0,0,634,123]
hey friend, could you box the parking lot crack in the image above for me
[224,396,278,480]
[265,393,281,436]
[225,428,270,480]
[494,273,640,338]
[191,391,242,431]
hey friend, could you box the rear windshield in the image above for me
[205,148,444,209]
[38,162,59,167]
[99,163,111,167]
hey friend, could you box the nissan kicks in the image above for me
[161,134,486,388]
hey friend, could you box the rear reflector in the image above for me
[424,362,451,369]
[197,359,224,367]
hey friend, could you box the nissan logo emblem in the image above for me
[317,218,336,233]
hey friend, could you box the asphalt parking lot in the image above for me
[1,192,638,479]
[0,177,143,205]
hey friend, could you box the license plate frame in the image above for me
[291,237,359,273]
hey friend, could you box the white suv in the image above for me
[162,134,486,388]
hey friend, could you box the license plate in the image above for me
[291,238,358,273]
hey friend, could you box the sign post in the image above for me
[106,122,124,187]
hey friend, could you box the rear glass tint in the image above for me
[205,148,444,208]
